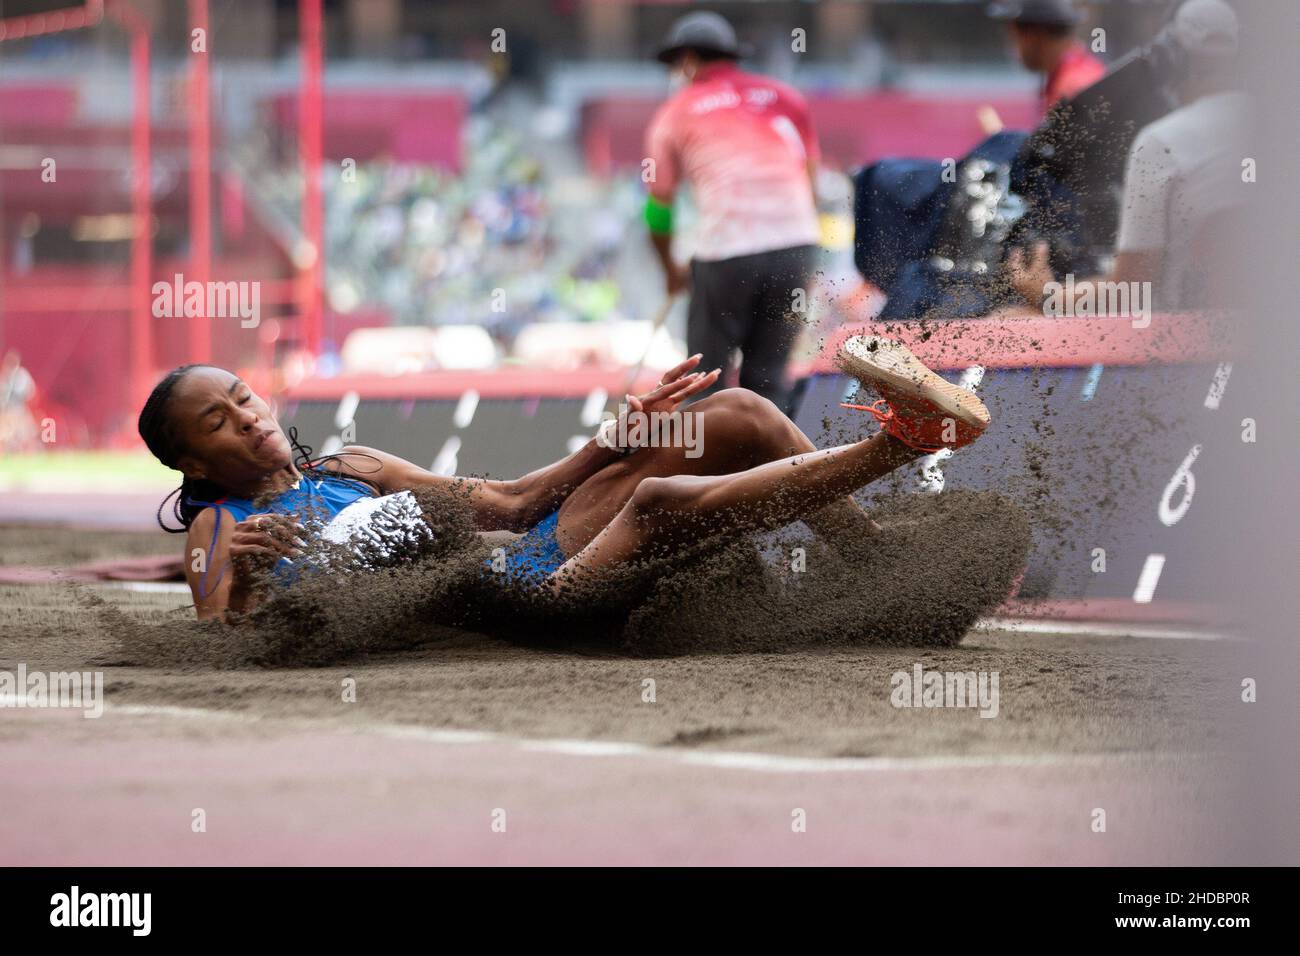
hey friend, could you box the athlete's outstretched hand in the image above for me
[627,353,721,416]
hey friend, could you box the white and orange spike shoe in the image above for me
[834,336,991,452]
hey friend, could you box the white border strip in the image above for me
[114,582,191,594]
[101,586,1232,641]
[975,617,1232,641]
[106,704,1205,776]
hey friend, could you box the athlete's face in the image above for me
[169,366,293,490]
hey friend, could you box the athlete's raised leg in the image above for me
[549,338,990,588]
[555,386,880,555]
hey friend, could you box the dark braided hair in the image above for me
[139,364,222,532]
[138,364,382,533]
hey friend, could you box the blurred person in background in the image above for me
[1007,0,1248,313]
[988,0,1106,114]
[0,350,38,452]
[644,11,821,409]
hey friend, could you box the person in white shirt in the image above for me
[1008,0,1250,313]
[0,350,37,452]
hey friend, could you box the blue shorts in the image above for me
[491,510,567,585]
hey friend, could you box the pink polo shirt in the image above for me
[1044,43,1106,112]
[645,63,821,262]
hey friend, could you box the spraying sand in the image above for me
[101,486,1030,668]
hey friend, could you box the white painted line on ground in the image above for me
[115,582,191,594]
[976,617,1232,641]
[101,585,1230,642]
[1204,362,1232,409]
[1134,554,1168,603]
[105,704,1206,776]
[115,704,253,721]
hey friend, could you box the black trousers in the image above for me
[687,243,818,410]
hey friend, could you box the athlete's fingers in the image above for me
[645,372,698,403]
[232,527,296,550]
[657,372,704,404]
[626,393,644,413]
[234,513,300,534]
[232,538,296,559]
[634,376,691,411]
[230,543,279,557]
[667,367,720,401]
[229,542,283,561]
[237,514,303,544]
[231,526,299,557]
[660,353,703,385]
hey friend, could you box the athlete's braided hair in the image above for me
[139,364,222,532]
[139,365,381,533]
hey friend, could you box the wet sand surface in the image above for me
[0,577,1246,759]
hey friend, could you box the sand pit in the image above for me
[0,578,1244,761]
[0,516,1254,867]
[63,486,1030,668]
[0,511,1248,762]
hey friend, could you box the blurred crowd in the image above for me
[261,123,648,355]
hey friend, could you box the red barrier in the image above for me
[264,91,466,170]
[0,85,78,124]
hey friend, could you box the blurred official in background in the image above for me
[1008,0,1248,312]
[644,12,821,408]
[989,0,1106,114]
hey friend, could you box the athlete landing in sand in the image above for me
[138,339,990,622]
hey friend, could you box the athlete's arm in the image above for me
[330,358,720,533]
[329,445,622,534]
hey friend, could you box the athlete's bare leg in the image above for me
[548,430,920,589]
[548,337,990,590]
[555,387,880,555]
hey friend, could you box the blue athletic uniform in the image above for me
[189,473,376,543]
[189,472,565,590]
[186,473,375,594]
[493,509,567,585]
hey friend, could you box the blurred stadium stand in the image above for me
[4,0,1166,447]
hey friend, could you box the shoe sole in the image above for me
[836,335,991,431]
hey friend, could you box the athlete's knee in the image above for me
[629,475,692,514]
[710,387,787,435]
[714,386,806,457]
[711,386,777,418]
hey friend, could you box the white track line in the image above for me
[114,582,191,594]
[975,617,1232,641]
[106,704,1204,776]
[106,585,1229,641]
